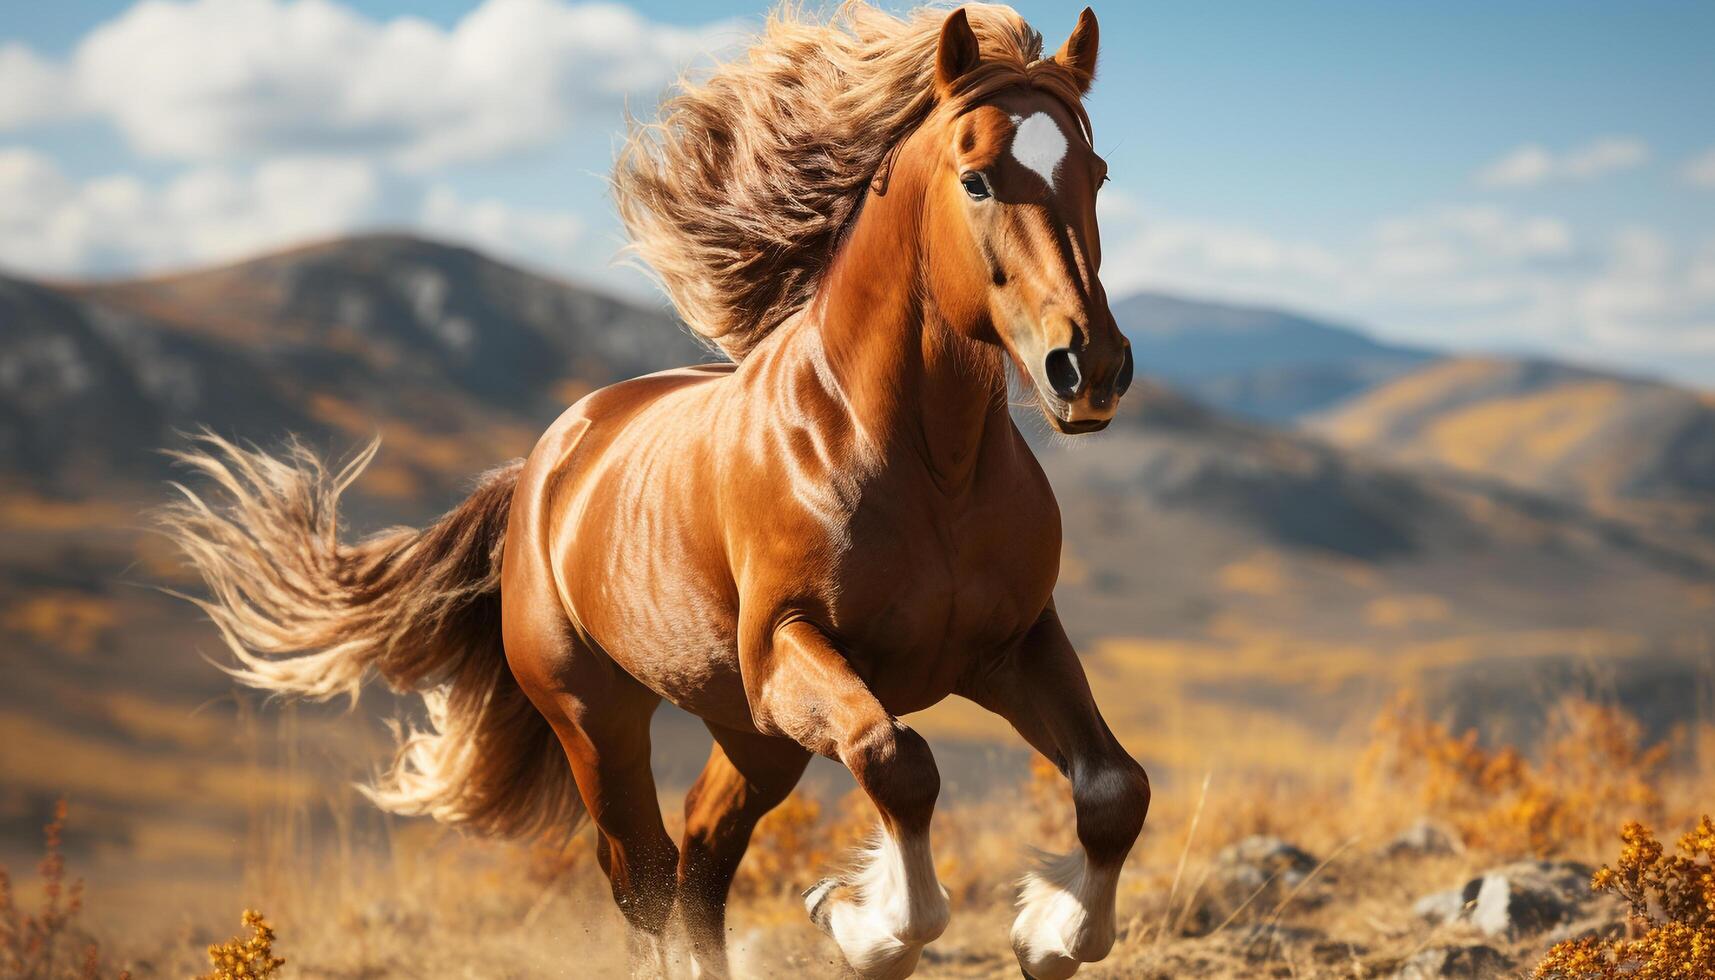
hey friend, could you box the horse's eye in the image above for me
[961,172,992,201]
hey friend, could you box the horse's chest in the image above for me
[831,484,1060,692]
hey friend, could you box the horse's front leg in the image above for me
[748,621,950,980]
[961,608,1151,980]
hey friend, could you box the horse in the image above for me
[161,5,1149,978]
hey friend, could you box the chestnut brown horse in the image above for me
[163,5,1148,978]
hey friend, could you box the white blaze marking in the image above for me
[1010,112,1070,190]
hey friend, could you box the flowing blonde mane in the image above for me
[614,2,1091,361]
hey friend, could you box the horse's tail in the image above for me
[159,434,585,841]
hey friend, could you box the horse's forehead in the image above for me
[1007,111,1070,191]
[952,93,1087,197]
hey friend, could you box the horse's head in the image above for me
[921,7,1129,434]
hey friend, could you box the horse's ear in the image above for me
[935,8,982,97]
[1053,7,1100,94]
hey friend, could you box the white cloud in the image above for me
[5,0,737,170]
[420,184,586,271]
[1476,145,1553,189]
[1098,196,1715,377]
[1682,147,1715,189]
[1572,229,1715,352]
[0,148,381,275]
[0,147,620,285]
[1561,138,1649,179]
[1097,190,1345,301]
[0,42,73,129]
[1476,137,1649,188]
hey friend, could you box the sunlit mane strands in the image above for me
[613,2,1090,360]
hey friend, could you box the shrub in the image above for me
[733,792,829,902]
[0,799,128,980]
[199,910,285,980]
[1533,816,1715,979]
[1359,692,1665,856]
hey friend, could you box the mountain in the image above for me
[1048,380,1713,640]
[1113,292,1438,421]
[76,234,706,417]
[0,272,325,489]
[3,234,708,501]
[1308,357,1715,534]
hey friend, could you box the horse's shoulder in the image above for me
[569,362,733,426]
[521,362,732,480]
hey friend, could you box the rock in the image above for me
[1232,922,1323,960]
[1385,819,1464,857]
[1391,944,1510,979]
[1544,909,1629,945]
[1413,860,1597,938]
[1221,836,1322,886]
[1180,836,1323,936]
[1468,861,1593,937]
[1412,887,1469,925]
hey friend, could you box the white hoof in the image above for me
[1010,851,1121,980]
[803,828,950,980]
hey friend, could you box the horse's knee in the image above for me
[840,718,940,827]
[1074,757,1150,867]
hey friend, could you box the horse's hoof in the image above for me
[803,877,839,936]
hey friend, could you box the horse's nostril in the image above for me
[1115,346,1134,397]
[1044,348,1082,400]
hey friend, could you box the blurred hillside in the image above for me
[1,234,1711,912]
[1113,292,1437,421]
[1310,356,1715,534]
[3,234,707,498]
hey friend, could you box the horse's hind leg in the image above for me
[677,723,811,978]
[503,512,679,974]
[749,622,951,980]
[958,610,1151,980]
[543,682,680,977]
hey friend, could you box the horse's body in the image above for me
[511,330,1060,734]
[164,6,1150,979]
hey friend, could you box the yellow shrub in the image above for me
[734,791,828,902]
[1026,754,1075,846]
[1533,816,1715,979]
[1359,692,1665,856]
[199,910,285,980]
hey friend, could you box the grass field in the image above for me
[5,687,1710,979]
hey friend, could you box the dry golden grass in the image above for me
[1363,594,1451,630]
[8,689,1709,979]
[1418,382,1625,481]
[0,714,322,813]
[1,593,119,656]
[304,393,538,481]
[1312,357,1514,445]
[0,494,135,533]
[1217,551,1291,597]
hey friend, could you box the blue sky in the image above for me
[3,0,1713,383]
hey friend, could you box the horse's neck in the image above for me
[810,179,1006,488]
